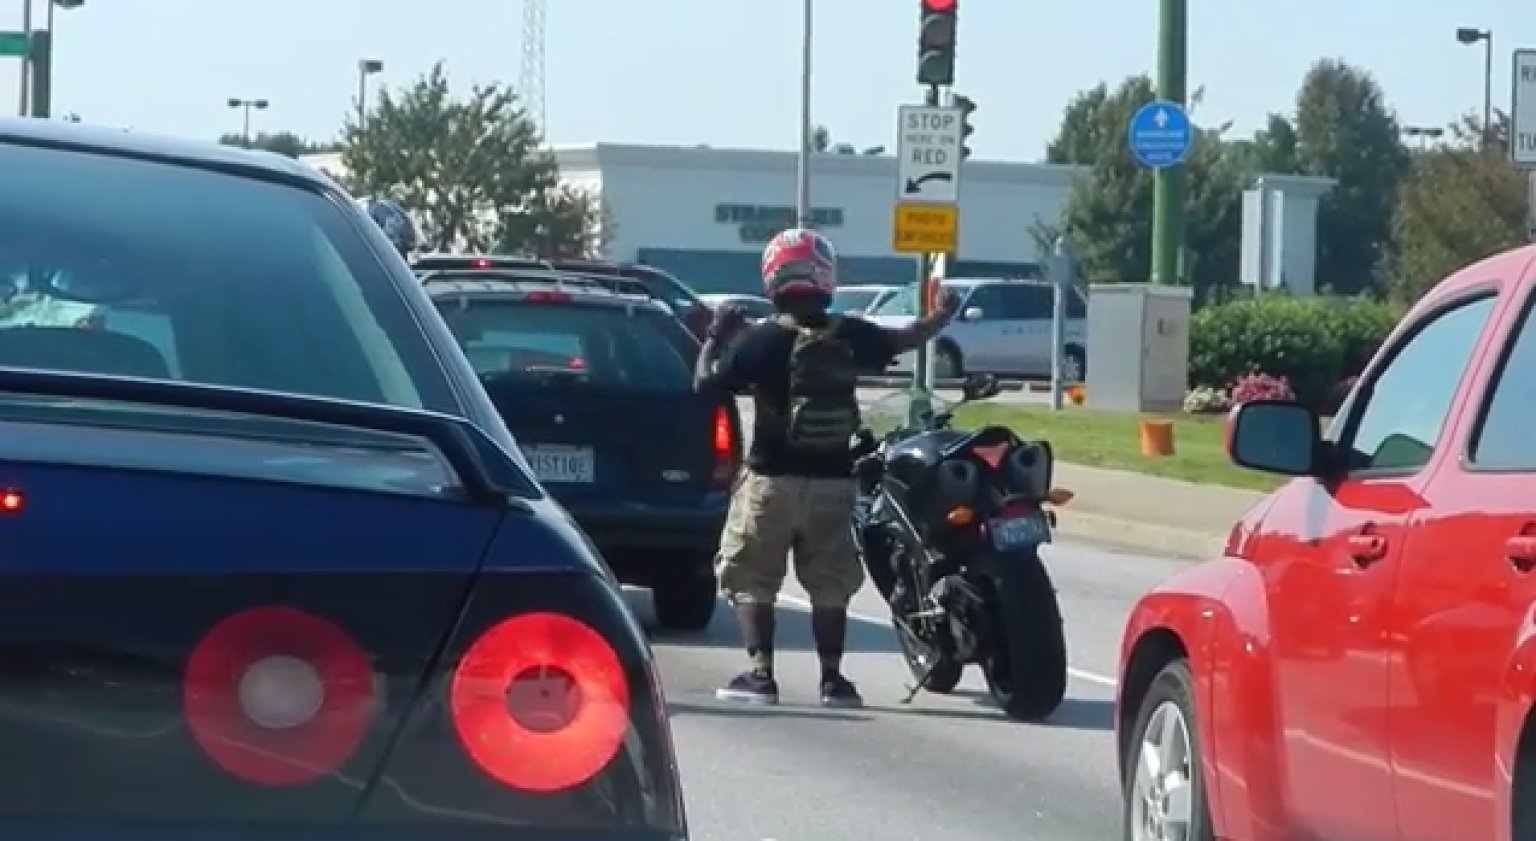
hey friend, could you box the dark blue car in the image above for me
[0,119,685,840]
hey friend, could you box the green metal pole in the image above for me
[907,84,942,427]
[1149,0,1187,285]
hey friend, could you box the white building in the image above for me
[300,144,1084,295]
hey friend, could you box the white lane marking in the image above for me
[775,594,1120,688]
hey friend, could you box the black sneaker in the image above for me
[819,673,864,709]
[715,668,779,705]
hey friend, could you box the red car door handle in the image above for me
[1507,536,1536,572]
[1347,533,1388,565]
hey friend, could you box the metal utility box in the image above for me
[1084,283,1193,413]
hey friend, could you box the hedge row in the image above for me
[1188,296,1400,408]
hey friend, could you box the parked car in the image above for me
[0,118,686,838]
[424,272,742,631]
[1115,243,1536,841]
[831,283,900,316]
[700,293,775,322]
[865,278,1087,381]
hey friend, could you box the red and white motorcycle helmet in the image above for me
[760,227,838,300]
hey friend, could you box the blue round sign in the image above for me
[1127,100,1193,169]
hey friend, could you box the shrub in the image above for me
[1190,295,1398,409]
[1230,372,1295,405]
[1182,385,1230,414]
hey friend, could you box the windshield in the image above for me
[436,299,694,392]
[862,390,957,436]
[832,288,881,313]
[0,143,455,413]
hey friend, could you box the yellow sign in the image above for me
[892,202,958,254]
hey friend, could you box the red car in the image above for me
[1116,244,1536,841]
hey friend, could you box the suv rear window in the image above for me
[436,299,694,391]
[0,141,455,413]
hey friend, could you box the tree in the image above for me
[218,131,340,157]
[1382,112,1527,303]
[1285,59,1410,295]
[1042,76,1244,301]
[341,62,603,256]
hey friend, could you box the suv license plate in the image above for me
[527,445,595,484]
[988,513,1049,552]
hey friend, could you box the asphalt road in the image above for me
[628,394,1190,840]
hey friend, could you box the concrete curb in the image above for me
[1053,508,1226,561]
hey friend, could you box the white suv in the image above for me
[863,278,1088,381]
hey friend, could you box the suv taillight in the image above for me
[711,406,737,488]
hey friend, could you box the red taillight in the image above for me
[568,356,586,369]
[183,606,375,787]
[0,489,22,512]
[449,612,630,793]
[711,406,736,487]
[473,258,493,268]
[524,290,570,304]
[971,443,1008,469]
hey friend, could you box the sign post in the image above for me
[894,100,963,423]
[1511,50,1536,241]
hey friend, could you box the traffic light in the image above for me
[28,30,51,119]
[954,93,975,160]
[917,0,957,87]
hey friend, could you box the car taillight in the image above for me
[524,290,570,303]
[449,612,630,793]
[568,356,586,369]
[183,606,376,787]
[0,489,22,513]
[711,405,736,488]
[473,258,493,268]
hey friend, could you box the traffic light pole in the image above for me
[1149,0,1187,284]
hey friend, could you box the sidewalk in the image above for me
[1052,462,1266,558]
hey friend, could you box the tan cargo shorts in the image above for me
[715,469,865,609]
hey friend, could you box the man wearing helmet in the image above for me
[363,198,420,258]
[694,227,959,707]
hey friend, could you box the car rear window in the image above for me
[436,298,694,391]
[0,141,456,413]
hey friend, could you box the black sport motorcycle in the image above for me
[851,375,1071,721]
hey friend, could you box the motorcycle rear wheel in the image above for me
[979,550,1068,721]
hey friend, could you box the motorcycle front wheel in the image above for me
[894,615,963,693]
[978,549,1068,721]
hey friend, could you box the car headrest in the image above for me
[0,327,171,380]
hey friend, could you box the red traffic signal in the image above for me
[917,0,958,86]
[923,0,956,10]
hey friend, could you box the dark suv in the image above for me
[412,255,714,341]
[545,259,713,340]
[423,270,741,630]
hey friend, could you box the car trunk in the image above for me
[0,416,504,823]
[482,376,729,504]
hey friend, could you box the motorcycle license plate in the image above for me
[988,513,1050,551]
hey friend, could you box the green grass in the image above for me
[952,403,1286,492]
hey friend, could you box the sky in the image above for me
[0,0,1526,162]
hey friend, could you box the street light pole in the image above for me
[1456,26,1494,146]
[795,0,812,228]
[356,58,382,130]
[226,97,269,146]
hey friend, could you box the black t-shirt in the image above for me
[709,314,897,478]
